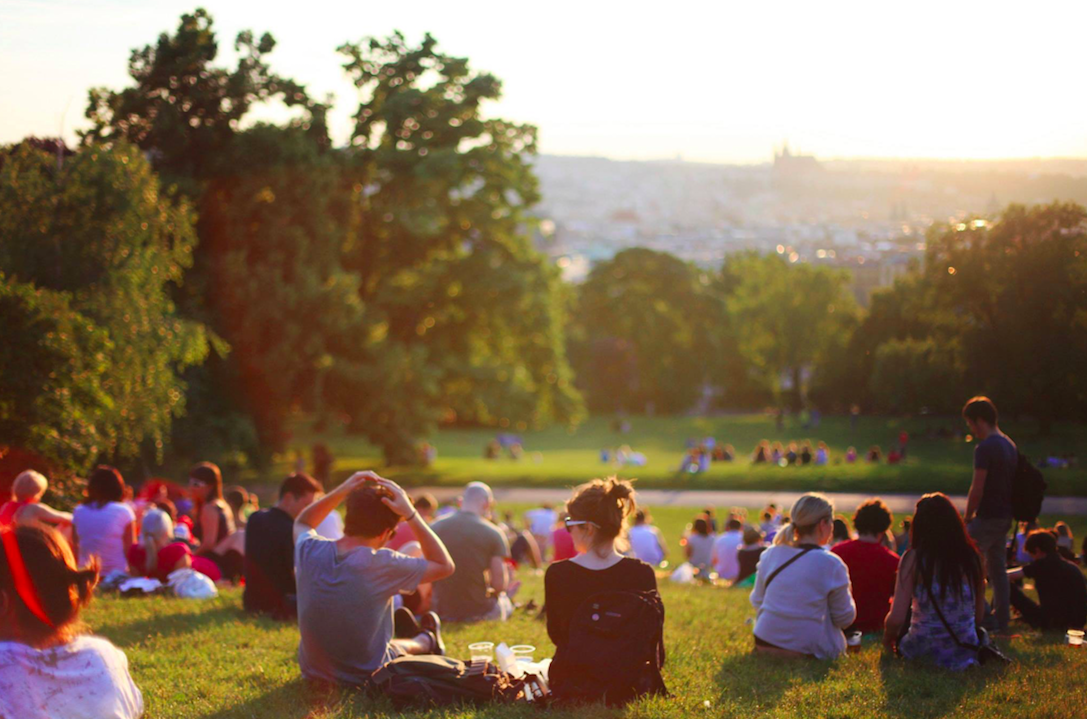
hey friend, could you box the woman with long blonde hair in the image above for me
[751,493,856,658]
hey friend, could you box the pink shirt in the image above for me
[551,527,577,562]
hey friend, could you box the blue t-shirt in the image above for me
[974,431,1017,519]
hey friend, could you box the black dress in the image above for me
[544,557,658,647]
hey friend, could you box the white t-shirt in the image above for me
[524,508,557,537]
[73,502,136,575]
[628,524,665,565]
[713,530,744,580]
[315,510,345,540]
[0,635,143,719]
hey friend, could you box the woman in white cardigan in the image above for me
[750,494,857,659]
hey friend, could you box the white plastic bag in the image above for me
[167,568,218,599]
[670,562,696,584]
[118,577,163,594]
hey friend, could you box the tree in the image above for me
[724,253,858,409]
[82,8,327,186]
[569,248,719,413]
[922,203,1087,429]
[869,338,966,414]
[0,141,213,466]
[331,32,584,462]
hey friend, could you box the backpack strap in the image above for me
[764,546,817,591]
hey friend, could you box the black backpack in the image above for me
[1011,452,1047,522]
[371,655,528,708]
[550,589,668,706]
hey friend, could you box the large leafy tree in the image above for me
[0,141,212,469]
[568,248,720,413]
[922,203,1087,429]
[724,253,858,409]
[329,33,584,462]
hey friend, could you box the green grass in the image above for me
[274,414,1087,497]
[84,503,1087,718]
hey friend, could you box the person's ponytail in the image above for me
[69,564,99,605]
[774,494,834,547]
[566,477,637,546]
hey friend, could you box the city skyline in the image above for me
[3,0,1087,164]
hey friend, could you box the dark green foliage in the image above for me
[568,248,721,414]
[0,142,212,471]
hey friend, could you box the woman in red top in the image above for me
[831,498,900,633]
[127,508,220,583]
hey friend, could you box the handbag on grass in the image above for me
[924,583,1012,666]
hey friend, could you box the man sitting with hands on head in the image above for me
[293,471,455,687]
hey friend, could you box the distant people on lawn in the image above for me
[188,462,243,581]
[0,524,143,719]
[712,515,744,581]
[545,478,665,705]
[962,396,1016,633]
[749,493,856,659]
[72,466,136,577]
[524,503,557,559]
[242,473,322,619]
[884,492,987,670]
[684,516,715,574]
[1006,529,1087,631]
[1053,522,1076,561]
[0,470,72,529]
[832,499,900,634]
[293,472,453,686]
[432,482,514,622]
[629,509,667,566]
[128,508,220,583]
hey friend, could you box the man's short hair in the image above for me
[462,482,493,510]
[853,498,893,536]
[962,396,998,426]
[279,473,322,500]
[726,518,743,531]
[13,470,48,500]
[1024,529,1058,556]
[413,493,437,512]
[344,486,401,538]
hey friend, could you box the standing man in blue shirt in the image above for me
[962,396,1017,633]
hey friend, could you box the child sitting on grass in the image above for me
[0,470,73,529]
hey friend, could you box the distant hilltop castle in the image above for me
[773,143,823,176]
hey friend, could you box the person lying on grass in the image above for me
[0,524,143,719]
[292,472,455,687]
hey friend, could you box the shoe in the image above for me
[394,607,421,639]
[420,611,445,656]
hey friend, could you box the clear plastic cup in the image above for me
[510,644,536,663]
[1067,630,1085,647]
[469,642,495,663]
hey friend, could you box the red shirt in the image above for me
[127,541,222,583]
[832,538,900,633]
[551,527,577,562]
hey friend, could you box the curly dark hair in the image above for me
[853,498,893,536]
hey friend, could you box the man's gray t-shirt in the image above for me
[294,529,427,684]
[431,511,510,621]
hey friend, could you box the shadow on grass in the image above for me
[93,603,255,648]
[876,653,1004,719]
[714,649,832,712]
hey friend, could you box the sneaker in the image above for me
[394,607,421,639]
[420,611,445,656]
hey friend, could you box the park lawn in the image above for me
[84,503,1087,719]
[273,414,1087,497]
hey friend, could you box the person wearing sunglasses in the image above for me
[544,479,659,648]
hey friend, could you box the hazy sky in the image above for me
[3,0,1085,164]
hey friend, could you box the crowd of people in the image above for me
[1,397,1086,717]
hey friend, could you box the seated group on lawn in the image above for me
[2,398,1087,718]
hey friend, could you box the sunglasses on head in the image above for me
[563,517,600,532]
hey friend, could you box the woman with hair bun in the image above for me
[545,478,664,703]
[750,493,857,659]
[0,525,143,718]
